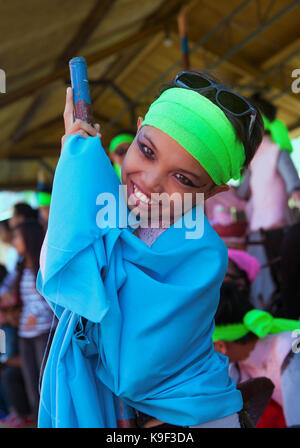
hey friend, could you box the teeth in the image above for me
[133,184,151,204]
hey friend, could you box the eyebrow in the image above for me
[140,133,158,151]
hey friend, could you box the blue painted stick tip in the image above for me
[69,56,87,66]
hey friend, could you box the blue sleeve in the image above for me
[36,135,122,322]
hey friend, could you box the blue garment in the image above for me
[37,135,243,428]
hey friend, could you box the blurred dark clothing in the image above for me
[0,325,30,417]
[19,332,52,418]
[1,367,30,417]
[280,222,300,319]
[261,227,285,293]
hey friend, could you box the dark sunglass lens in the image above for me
[217,90,249,114]
[177,73,211,89]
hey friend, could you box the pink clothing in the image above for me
[235,332,293,406]
[205,188,247,226]
[247,137,289,232]
[228,248,260,283]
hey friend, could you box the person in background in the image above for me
[0,202,39,300]
[0,265,7,292]
[0,220,18,273]
[12,221,54,423]
[213,281,300,428]
[225,248,260,294]
[108,131,135,180]
[279,221,300,319]
[205,187,248,249]
[9,202,38,230]
[36,183,52,231]
[0,295,33,428]
[0,263,9,420]
[0,263,31,428]
[237,93,300,309]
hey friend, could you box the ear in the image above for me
[137,116,144,131]
[205,184,230,200]
[214,340,228,356]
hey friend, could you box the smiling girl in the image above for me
[37,71,263,428]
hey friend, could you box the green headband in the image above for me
[142,88,245,185]
[37,192,51,207]
[113,163,122,181]
[262,115,293,153]
[109,133,134,153]
[213,309,300,342]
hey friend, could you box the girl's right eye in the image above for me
[138,142,155,160]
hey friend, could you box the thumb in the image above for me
[63,87,74,132]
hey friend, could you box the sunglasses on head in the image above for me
[174,71,257,139]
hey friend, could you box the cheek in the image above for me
[121,147,137,177]
[170,189,204,214]
[13,236,24,253]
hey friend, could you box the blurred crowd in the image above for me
[205,93,300,427]
[0,195,56,428]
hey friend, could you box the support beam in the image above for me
[12,0,117,142]
[207,0,300,71]
[262,37,300,70]
[2,109,122,160]
[0,181,39,192]
[38,159,55,176]
[0,13,180,108]
[101,0,300,132]
[8,144,60,160]
[56,0,117,67]
[289,119,300,132]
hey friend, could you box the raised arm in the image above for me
[61,87,101,153]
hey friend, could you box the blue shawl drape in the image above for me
[37,135,243,428]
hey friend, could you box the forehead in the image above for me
[115,142,131,152]
[140,125,212,180]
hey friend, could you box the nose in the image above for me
[141,167,164,194]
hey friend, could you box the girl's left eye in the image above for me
[174,173,196,187]
[138,143,155,160]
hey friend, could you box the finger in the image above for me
[63,87,74,133]
[72,119,97,136]
[71,130,89,139]
[94,123,100,133]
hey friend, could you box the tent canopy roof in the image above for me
[0,0,300,190]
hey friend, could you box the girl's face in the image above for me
[121,118,228,223]
[12,228,25,255]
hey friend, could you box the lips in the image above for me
[129,181,158,208]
